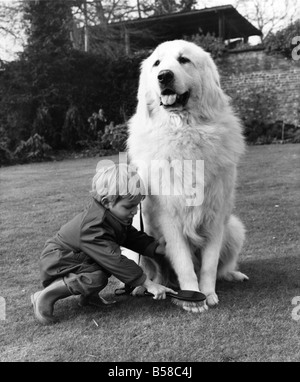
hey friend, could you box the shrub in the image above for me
[242,120,299,145]
[32,106,55,146]
[99,123,128,153]
[292,129,300,143]
[0,144,13,166]
[184,30,227,59]
[264,19,300,59]
[61,105,86,149]
[229,86,277,144]
[13,133,53,163]
[0,127,13,165]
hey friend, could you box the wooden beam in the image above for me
[124,27,130,55]
[218,12,225,40]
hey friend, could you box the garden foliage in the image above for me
[0,0,146,163]
[0,2,298,165]
[264,19,300,58]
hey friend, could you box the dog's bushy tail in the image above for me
[182,207,208,248]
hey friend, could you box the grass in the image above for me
[0,144,299,362]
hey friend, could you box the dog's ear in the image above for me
[136,60,149,117]
[136,58,157,119]
[198,53,229,120]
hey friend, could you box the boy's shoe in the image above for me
[31,278,72,325]
[31,291,57,325]
[78,294,116,308]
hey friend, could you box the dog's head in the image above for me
[137,40,228,120]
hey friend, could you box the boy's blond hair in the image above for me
[91,163,146,205]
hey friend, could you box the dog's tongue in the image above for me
[161,94,177,106]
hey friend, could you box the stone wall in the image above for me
[218,49,300,126]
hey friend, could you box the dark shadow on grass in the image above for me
[216,254,300,306]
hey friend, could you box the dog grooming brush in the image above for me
[145,290,206,304]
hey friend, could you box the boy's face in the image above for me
[107,195,143,223]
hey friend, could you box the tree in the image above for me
[0,1,26,61]
[71,0,139,57]
[23,0,73,57]
[20,0,75,147]
[152,0,197,14]
[234,0,299,40]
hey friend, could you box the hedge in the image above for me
[0,50,147,153]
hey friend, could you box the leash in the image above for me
[115,202,143,296]
[139,202,144,233]
[138,202,143,265]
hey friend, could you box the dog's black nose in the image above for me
[158,70,174,85]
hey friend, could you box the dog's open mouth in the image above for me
[160,89,190,108]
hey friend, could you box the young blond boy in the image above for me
[31,163,175,325]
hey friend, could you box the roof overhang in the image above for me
[109,5,262,50]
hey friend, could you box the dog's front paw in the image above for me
[171,299,208,313]
[206,292,219,307]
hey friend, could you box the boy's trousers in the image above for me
[40,243,111,296]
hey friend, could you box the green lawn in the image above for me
[0,144,299,362]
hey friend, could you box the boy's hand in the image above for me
[155,236,166,255]
[143,279,177,300]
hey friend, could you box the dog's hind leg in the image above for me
[217,214,249,282]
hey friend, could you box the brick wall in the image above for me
[218,49,300,126]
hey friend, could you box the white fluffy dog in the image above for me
[126,40,248,313]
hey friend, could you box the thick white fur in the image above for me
[125,40,248,312]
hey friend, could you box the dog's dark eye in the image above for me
[178,56,190,64]
[153,60,160,67]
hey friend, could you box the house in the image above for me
[79,5,262,55]
[114,5,262,53]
